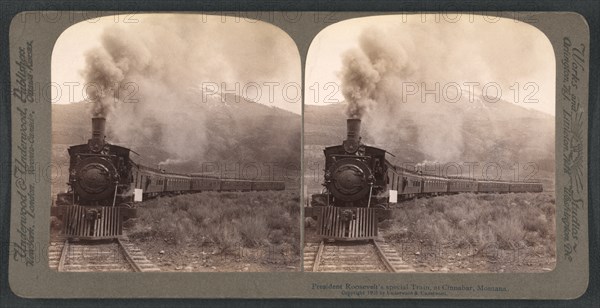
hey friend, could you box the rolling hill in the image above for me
[304,95,555,193]
[51,95,301,195]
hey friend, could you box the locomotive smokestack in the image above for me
[89,117,106,152]
[346,118,361,143]
[343,118,362,154]
[92,117,106,141]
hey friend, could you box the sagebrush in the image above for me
[126,191,301,255]
[381,193,555,256]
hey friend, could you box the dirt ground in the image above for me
[383,235,556,273]
[49,228,301,272]
[303,228,556,273]
[128,236,301,272]
[51,229,554,273]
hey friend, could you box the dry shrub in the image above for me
[304,217,316,229]
[491,216,524,249]
[476,227,496,247]
[384,192,556,257]
[127,190,301,255]
[237,216,269,247]
[50,216,63,232]
[265,206,289,230]
[269,229,285,244]
[445,205,469,225]
[208,223,243,253]
[429,199,446,213]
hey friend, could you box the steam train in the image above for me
[305,119,543,240]
[51,117,285,240]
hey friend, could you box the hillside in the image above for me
[304,96,555,193]
[51,95,301,195]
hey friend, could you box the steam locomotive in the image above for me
[305,119,543,240]
[51,117,285,240]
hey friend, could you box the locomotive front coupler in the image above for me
[340,208,355,222]
[85,209,102,221]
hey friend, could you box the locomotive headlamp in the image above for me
[343,140,359,154]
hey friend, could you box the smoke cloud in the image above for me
[81,14,297,165]
[338,22,552,162]
[339,28,414,119]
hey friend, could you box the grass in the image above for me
[126,190,301,255]
[380,192,556,256]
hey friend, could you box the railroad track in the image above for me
[48,238,160,272]
[304,239,415,273]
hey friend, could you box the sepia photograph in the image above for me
[303,14,556,273]
[48,13,302,272]
[6,6,592,300]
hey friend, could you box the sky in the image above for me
[305,14,556,116]
[51,13,302,115]
[52,13,556,117]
